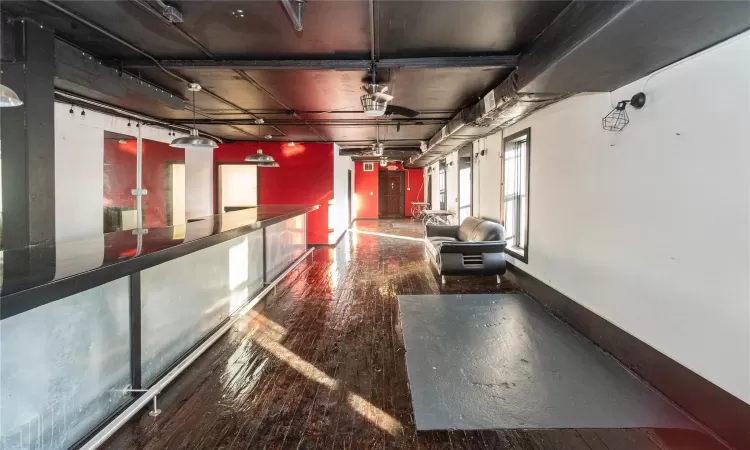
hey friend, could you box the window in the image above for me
[503,128,530,262]
[363,162,374,171]
[438,160,446,210]
[457,146,473,222]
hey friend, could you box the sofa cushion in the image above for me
[457,217,484,241]
[428,236,457,244]
[471,219,505,241]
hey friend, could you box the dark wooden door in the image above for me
[379,171,404,217]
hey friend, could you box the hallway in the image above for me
[102,220,727,450]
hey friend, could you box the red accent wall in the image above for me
[354,161,424,219]
[103,137,184,228]
[214,142,334,245]
[142,139,185,228]
[354,162,379,219]
[103,138,137,211]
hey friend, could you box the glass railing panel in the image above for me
[0,277,130,450]
[140,229,264,386]
[264,216,306,281]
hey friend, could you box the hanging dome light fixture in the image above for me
[245,119,279,167]
[170,83,218,149]
[0,84,23,107]
[245,148,275,164]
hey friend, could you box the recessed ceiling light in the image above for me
[237,9,243,13]
[264,134,273,139]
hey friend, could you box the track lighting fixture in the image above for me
[127,119,131,127]
[80,108,85,117]
[136,121,139,128]
[288,141,296,147]
[69,105,74,114]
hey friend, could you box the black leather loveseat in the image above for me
[425,217,507,284]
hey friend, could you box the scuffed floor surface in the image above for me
[103,219,729,450]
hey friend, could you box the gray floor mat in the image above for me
[398,293,696,431]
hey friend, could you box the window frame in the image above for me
[438,160,447,210]
[457,145,473,222]
[502,128,531,263]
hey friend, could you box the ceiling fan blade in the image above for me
[385,104,420,118]
[372,92,394,102]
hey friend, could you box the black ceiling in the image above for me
[1,0,570,146]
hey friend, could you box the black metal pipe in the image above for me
[38,0,190,84]
[129,272,142,390]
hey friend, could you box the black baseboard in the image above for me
[505,263,750,450]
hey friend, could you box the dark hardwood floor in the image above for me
[102,219,730,450]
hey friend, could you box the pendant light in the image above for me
[0,84,23,107]
[170,83,218,149]
[245,148,275,164]
[244,120,279,167]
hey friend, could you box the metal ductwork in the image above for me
[407,0,750,168]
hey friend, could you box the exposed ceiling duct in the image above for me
[407,0,750,168]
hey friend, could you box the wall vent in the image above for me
[363,162,374,172]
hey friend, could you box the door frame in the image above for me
[214,162,260,215]
[348,169,353,226]
[164,161,186,226]
[378,171,405,218]
[426,174,432,208]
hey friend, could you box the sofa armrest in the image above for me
[439,241,507,254]
[426,224,459,238]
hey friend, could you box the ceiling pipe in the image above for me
[40,0,266,139]
[55,89,224,143]
[280,0,305,32]
[406,0,750,168]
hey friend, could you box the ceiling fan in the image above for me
[360,82,420,118]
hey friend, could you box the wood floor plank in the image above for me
[100,219,728,450]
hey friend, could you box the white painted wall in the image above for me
[54,103,108,241]
[184,148,213,219]
[474,32,750,403]
[472,134,504,222]
[332,143,353,243]
[445,152,459,224]
[54,102,214,241]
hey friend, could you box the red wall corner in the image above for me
[214,142,334,245]
[354,162,379,219]
[354,161,424,219]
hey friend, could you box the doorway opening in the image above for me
[378,171,405,218]
[215,163,258,214]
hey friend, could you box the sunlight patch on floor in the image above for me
[251,323,403,436]
[349,229,426,243]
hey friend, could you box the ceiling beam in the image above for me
[118,55,519,71]
[167,118,448,126]
[340,148,421,156]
